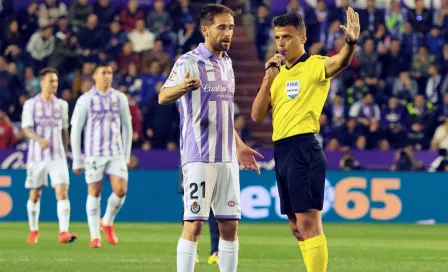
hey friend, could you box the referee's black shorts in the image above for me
[273,133,327,214]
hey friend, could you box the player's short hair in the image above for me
[94,62,112,72]
[39,67,58,79]
[200,4,239,26]
[273,12,305,32]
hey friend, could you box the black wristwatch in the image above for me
[345,37,358,45]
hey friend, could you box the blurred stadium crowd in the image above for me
[0,0,447,157]
[0,0,202,151]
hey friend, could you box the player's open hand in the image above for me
[340,7,360,42]
[237,146,264,175]
[73,169,83,175]
[38,138,50,149]
[265,53,284,79]
[181,72,202,92]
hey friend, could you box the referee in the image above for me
[251,9,360,272]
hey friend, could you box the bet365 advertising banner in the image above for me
[0,170,447,223]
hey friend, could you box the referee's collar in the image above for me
[285,52,310,70]
[197,43,229,59]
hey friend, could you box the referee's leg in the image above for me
[293,146,328,272]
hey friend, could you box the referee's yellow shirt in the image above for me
[270,53,331,142]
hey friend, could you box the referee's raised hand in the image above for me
[181,72,202,92]
[340,7,360,42]
[265,53,284,78]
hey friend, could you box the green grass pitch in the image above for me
[0,222,447,271]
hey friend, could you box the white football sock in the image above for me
[102,193,126,226]
[177,238,197,272]
[27,200,40,231]
[86,195,101,240]
[57,199,70,233]
[218,239,239,272]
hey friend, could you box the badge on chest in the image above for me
[286,80,300,99]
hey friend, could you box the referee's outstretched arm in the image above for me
[323,7,360,78]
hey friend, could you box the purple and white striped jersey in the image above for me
[22,95,69,163]
[70,87,132,170]
[162,43,237,166]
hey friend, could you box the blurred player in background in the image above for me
[252,9,360,272]
[70,63,133,248]
[22,68,77,244]
[177,161,220,265]
[160,4,263,272]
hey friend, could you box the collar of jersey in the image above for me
[197,43,229,59]
[285,52,310,70]
[93,86,112,96]
[38,94,56,104]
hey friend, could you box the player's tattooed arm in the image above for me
[324,7,360,79]
[62,128,69,155]
[23,126,50,149]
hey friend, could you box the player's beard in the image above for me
[212,36,231,52]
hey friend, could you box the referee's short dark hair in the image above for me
[39,67,58,79]
[273,12,306,32]
[200,4,240,26]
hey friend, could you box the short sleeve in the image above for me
[162,56,194,89]
[62,101,69,129]
[313,55,330,83]
[21,100,34,128]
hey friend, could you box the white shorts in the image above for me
[25,160,69,189]
[84,156,128,183]
[182,162,241,221]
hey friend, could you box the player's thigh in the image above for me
[105,156,128,182]
[48,160,70,188]
[182,162,217,221]
[84,156,108,183]
[309,139,327,211]
[25,161,48,189]
[212,162,241,220]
